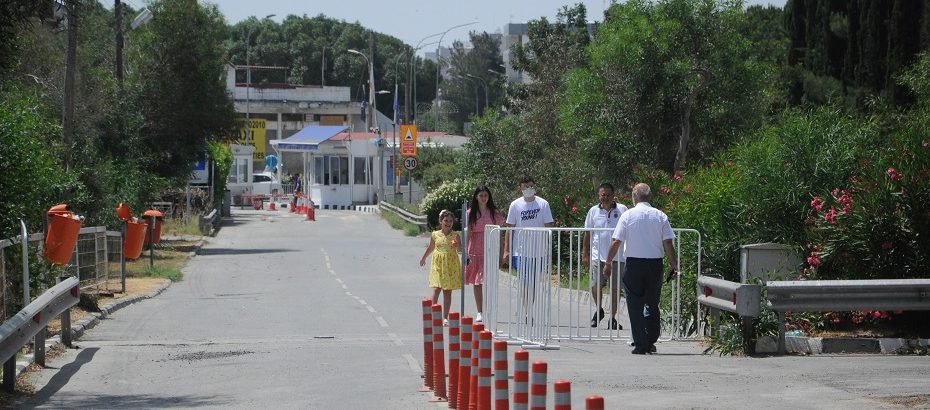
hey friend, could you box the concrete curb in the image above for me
[756,335,930,354]
[14,279,173,379]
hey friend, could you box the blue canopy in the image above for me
[270,125,349,152]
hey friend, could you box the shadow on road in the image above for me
[196,248,297,256]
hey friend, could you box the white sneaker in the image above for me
[443,319,449,326]
[475,313,483,323]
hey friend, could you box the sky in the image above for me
[117,0,787,54]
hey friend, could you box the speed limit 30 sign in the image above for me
[403,156,418,171]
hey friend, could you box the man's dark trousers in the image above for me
[623,257,663,349]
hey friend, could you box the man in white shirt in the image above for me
[502,176,554,311]
[604,183,678,354]
[582,183,627,330]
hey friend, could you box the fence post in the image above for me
[34,328,45,367]
[2,356,14,392]
[60,275,73,347]
[20,220,30,307]
[121,224,126,294]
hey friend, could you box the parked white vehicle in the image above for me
[252,172,283,196]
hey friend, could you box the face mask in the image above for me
[522,187,536,198]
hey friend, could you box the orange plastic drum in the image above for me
[43,213,82,265]
[142,210,164,244]
[116,203,132,222]
[123,219,148,259]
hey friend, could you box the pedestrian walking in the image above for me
[582,183,627,330]
[501,176,554,315]
[466,186,504,323]
[603,183,678,354]
[420,209,463,322]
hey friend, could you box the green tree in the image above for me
[444,31,506,129]
[560,0,770,176]
[131,0,237,183]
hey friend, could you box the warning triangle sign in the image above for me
[404,129,414,141]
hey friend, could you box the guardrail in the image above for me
[0,276,80,392]
[379,201,428,230]
[199,208,220,235]
[766,279,930,354]
[696,276,760,352]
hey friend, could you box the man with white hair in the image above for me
[603,183,678,354]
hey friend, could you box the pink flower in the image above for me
[923,140,929,148]
[810,196,824,212]
[824,207,838,224]
[807,251,821,267]
[882,241,893,251]
[570,206,578,214]
[837,193,854,215]
[832,188,841,197]
[871,311,882,319]
[661,185,670,195]
[887,167,903,181]
[673,172,683,182]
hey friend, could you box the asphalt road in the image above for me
[17,208,930,409]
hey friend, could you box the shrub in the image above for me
[420,179,473,230]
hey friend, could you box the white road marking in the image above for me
[335,278,343,284]
[358,299,367,305]
[341,284,348,289]
[388,333,403,347]
[376,316,389,328]
[352,295,361,301]
[402,353,421,373]
[345,292,352,296]
[366,305,376,313]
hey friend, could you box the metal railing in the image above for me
[482,226,701,348]
[766,279,930,353]
[379,201,428,229]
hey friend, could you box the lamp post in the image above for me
[321,45,326,86]
[466,73,489,111]
[410,32,444,125]
[245,14,276,144]
[347,48,375,131]
[435,21,478,132]
[461,75,479,116]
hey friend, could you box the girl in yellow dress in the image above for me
[419,209,462,321]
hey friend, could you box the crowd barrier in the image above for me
[483,226,701,348]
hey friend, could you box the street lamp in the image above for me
[347,48,376,131]
[435,21,478,132]
[466,74,489,111]
[245,14,276,144]
[410,32,445,125]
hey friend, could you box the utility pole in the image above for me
[115,0,124,86]
[367,32,375,131]
[63,0,78,173]
[321,46,326,86]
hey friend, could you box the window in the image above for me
[253,174,272,183]
[326,156,349,185]
[354,157,368,184]
[314,157,324,185]
[228,158,249,184]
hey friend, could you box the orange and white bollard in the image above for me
[457,317,474,410]
[477,330,493,410]
[468,323,484,410]
[269,201,277,211]
[420,299,434,392]
[493,340,509,410]
[513,350,529,410]
[430,304,448,402]
[448,312,460,409]
[530,361,547,410]
[585,395,604,410]
[554,380,571,410]
[307,202,316,221]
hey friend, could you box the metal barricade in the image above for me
[483,226,701,348]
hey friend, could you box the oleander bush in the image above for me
[420,179,474,231]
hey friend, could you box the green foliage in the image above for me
[561,0,771,174]
[139,265,182,282]
[131,0,237,184]
[420,179,473,230]
[0,87,71,238]
[380,211,421,237]
[409,145,460,193]
[444,32,506,129]
[206,141,232,204]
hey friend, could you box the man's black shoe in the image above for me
[590,307,605,327]
[630,342,656,353]
[631,347,647,355]
[609,318,622,330]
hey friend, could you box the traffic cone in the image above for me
[585,396,604,410]
[448,312,461,409]
[493,340,509,410]
[513,350,529,410]
[458,317,474,409]
[269,202,277,211]
[530,362,547,410]
[478,330,493,410]
[420,299,434,392]
[430,304,448,402]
